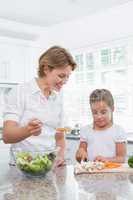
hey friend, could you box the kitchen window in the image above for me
[63,38,133,133]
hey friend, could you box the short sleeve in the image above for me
[3,85,25,123]
[80,126,90,143]
[114,126,127,143]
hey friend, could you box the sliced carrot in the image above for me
[105,162,121,168]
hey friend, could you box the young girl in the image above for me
[76,89,127,163]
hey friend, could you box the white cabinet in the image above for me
[0,43,23,83]
[0,40,41,127]
[0,83,17,127]
[0,42,40,83]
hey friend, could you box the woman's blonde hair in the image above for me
[89,89,114,109]
[38,46,77,77]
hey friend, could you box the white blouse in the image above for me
[80,124,127,161]
[3,78,67,163]
[4,78,66,128]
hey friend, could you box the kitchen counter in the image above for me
[0,140,133,200]
[1,143,133,200]
[1,164,133,200]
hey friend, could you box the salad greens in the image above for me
[16,151,55,175]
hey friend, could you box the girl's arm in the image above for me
[3,119,42,143]
[111,142,126,163]
[94,142,127,163]
[76,142,88,162]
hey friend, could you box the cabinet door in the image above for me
[0,43,23,82]
[0,42,40,83]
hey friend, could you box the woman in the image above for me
[3,46,77,166]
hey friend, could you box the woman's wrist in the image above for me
[21,126,33,138]
[57,150,65,160]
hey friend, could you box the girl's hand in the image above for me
[94,155,108,162]
[26,119,43,136]
[76,148,88,163]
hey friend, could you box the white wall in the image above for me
[0,1,133,83]
[37,1,133,50]
[1,1,133,82]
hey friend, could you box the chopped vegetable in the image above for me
[105,162,121,168]
[77,161,105,172]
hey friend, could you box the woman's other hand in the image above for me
[54,156,66,167]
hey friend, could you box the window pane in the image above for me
[101,70,126,86]
[101,48,111,65]
[75,54,84,72]
[85,52,94,70]
[113,47,126,65]
[114,94,127,114]
[75,72,85,84]
[86,72,95,85]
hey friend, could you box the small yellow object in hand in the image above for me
[56,127,71,133]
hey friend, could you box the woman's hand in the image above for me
[76,148,88,163]
[26,119,43,136]
[3,119,43,143]
[54,156,66,167]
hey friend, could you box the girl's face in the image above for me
[91,101,114,130]
[44,65,72,92]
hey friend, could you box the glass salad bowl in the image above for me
[12,147,58,177]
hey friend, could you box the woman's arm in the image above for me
[55,131,65,159]
[55,131,66,167]
[3,119,43,144]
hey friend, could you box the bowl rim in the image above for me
[11,146,59,164]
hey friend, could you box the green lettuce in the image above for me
[16,151,53,175]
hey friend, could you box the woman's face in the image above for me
[91,101,114,129]
[44,65,72,92]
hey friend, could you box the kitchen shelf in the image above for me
[0,82,18,87]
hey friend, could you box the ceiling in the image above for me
[0,0,132,41]
[0,0,132,27]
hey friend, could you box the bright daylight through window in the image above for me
[63,37,133,133]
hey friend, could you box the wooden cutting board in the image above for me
[74,163,133,175]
